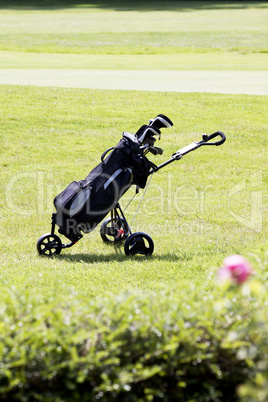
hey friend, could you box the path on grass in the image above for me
[0,69,268,95]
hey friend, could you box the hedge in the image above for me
[0,267,267,401]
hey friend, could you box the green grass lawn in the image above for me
[0,0,267,311]
[2,51,268,71]
[1,86,267,299]
[0,1,267,70]
[0,1,267,298]
[0,4,267,398]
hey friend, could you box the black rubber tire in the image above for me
[37,233,62,256]
[100,217,127,243]
[124,232,154,256]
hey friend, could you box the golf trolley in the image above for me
[37,114,226,257]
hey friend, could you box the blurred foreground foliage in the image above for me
[0,251,267,401]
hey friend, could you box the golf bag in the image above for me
[53,117,168,241]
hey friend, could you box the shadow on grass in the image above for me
[56,250,195,264]
[0,0,267,11]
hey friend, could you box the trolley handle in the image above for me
[201,131,226,146]
[148,130,226,175]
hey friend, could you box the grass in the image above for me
[0,1,267,69]
[2,51,268,71]
[1,85,267,299]
[0,4,267,399]
[0,5,267,399]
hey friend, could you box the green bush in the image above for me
[0,259,267,402]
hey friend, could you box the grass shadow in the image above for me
[56,250,195,264]
[1,0,267,11]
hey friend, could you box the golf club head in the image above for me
[135,114,173,145]
[136,125,161,145]
[149,114,173,130]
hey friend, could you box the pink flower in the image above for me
[218,255,253,285]
[217,266,232,284]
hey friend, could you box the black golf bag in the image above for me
[53,132,151,240]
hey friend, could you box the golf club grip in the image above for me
[204,131,226,146]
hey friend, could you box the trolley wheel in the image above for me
[100,217,127,243]
[124,232,154,256]
[37,233,62,256]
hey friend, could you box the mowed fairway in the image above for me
[0,2,268,93]
[0,2,268,73]
[1,86,267,298]
[0,1,268,298]
[1,69,268,95]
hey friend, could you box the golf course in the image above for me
[0,1,267,400]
